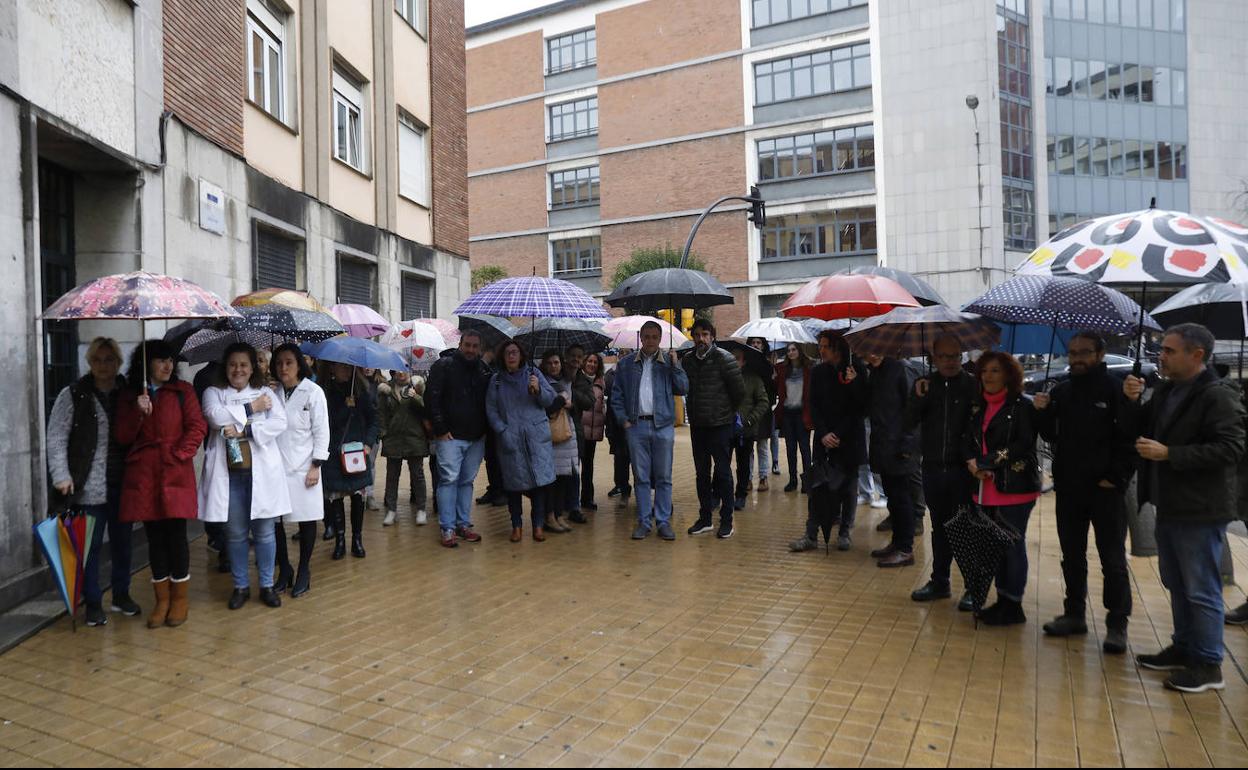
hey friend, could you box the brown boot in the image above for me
[165,577,189,627]
[757,478,769,492]
[148,578,171,628]
[510,527,523,543]
[532,527,545,542]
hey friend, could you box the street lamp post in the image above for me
[967,94,988,285]
[678,186,767,269]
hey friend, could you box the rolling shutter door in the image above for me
[401,274,433,320]
[337,256,376,306]
[254,227,300,290]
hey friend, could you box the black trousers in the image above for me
[781,408,812,482]
[922,465,972,587]
[545,475,572,517]
[1056,485,1132,628]
[611,435,632,493]
[508,487,549,529]
[691,424,735,523]
[144,519,189,581]
[484,430,502,495]
[881,472,916,551]
[734,437,759,498]
[581,441,599,505]
[805,462,857,541]
[275,521,317,574]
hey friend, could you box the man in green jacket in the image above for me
[681,319,746,539]
[732,348,771,511]
[379,369,431,527]
[1126,323,1246,694]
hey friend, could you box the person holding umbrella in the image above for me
[964,352,1041,626]
[1032,332,1136,654]
[863,352,921,568]
[611,321,689,541]
[731,347,772,511]
[45,337,140,626]
[682,319,747,539]
[487,341,557,541]
[1126,323,1245,693]
[561,343,596,523]
[579,353,608,512]
[746,337,777,491]
[114,340,208,628]
[774,342,814,493]
[320,361,379,559]
[199,343,291,610]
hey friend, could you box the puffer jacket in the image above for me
[378,382,429,458]
[738,371,771,440]
[681,344,746,428]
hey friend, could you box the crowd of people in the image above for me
[45,319,1248,695]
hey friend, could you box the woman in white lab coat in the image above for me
[269,343,329,598]
[199,343,291,611]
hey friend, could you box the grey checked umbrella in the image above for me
[844,306,1001,359]
[516,317,610,356]
[458,314,520,352]
[605,268,734,312]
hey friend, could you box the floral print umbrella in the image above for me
[40,271,241,321]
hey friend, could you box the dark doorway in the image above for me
[39,160,77,416]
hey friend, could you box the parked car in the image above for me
[1023,353,1159,393]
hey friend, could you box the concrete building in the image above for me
[0,0,469,613]
[465,0,1248,326]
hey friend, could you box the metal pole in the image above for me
[679,194,761,269]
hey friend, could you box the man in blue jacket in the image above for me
[611,321,689,541]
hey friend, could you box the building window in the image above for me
[333,70,365,171]
[548,97,598,142]
[399,114,430,207]
[1046,134,1186,179]
[757,124,874,181]
[751,0,868,28]
[547,28,596,74]
[551,236,602,276]
[1049,60,1185,105]
[337,254,377,306]
[998,0,1035,251]
[1003,186,1036,251]
[396,0,427,36]
[253,225,304,290]
[758,293,789,318]
[550,166,600,209]
[760,208,877,260]
[401,273,434,320]
[753,43,871,106]
[246,1,285,121]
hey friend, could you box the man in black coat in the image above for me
[864,354,920,568]
[1127,323,1246,693]
[906,334,978,607]
[1033,332,1137,653]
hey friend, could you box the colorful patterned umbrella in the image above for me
[1016,209,1248,285]
[178,306,346,364]
[515,318,610,356]
[455,277,610,319]
[330,304,391,338]
[844,306,1001,358]
[602,315,688,350]
[731,318,817,345]
[40,271,241,321]
[780,274,920,321]
[32,512,98,631]
[233,288,329,312]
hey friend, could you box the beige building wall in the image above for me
[242,0,303,189]
[393,9,433,246]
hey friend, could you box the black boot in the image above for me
[291,565,311,598]
[331,500,347,560]
[350,494,366,558]
[272,523,294,594]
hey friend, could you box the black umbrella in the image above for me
[1152,283,1248,375]
[836,265,946,307]
[944,483,1023,616]
[458,314,519,352]
[177,305,345,364]
[605,268,734,312]
[515,317,610,356]
[716,338,773,380]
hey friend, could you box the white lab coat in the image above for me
[275,378,330,522]
[198,384,292,522]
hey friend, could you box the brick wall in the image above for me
[599,59,743,147]
[469,234,549,279]
[467,31,545,109]
[430,0,469,258]
[597,0,742,78]
[468,167,547,237]
[163,0,245,155]
[601,212,749,287]
[467,100,547,173]
[600,135,745,220]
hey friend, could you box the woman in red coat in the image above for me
[114,340,207,629]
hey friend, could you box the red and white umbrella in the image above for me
[780,274,920,321]
[381,321,448,371]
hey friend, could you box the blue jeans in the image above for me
[1157,518,1227,665]
[989,501,1035,602]
[226,471,276,590]
[626,420,674,529]
[81,488,132,605]
[435,437,486,531]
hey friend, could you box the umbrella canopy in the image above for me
[944,499,1023,614]
[605,268,734,312]
[233,288,328,312]
[731,318,817,345]
[330,304,390,338]
[963,275,1161,336]
[178,306,346,364]
[716,338,774,380]
[455,277,610,319]
[1016,208,1248,285]
[301,336,406,371]
[844,306,1001,358]
[381,320,448,354]
[40,271,241,321]
[515,317,610,356]
[458,314,520,352]
[798,317,853,338]
[1150,283,1248,339]
[602,315,689,350]
[995,322,1076,355]
[836,265,946,306]
[780,274,920,321]
[32,512,98,630]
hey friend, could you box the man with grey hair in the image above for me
[1126,322,1245,693]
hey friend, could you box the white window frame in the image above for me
[398,114,431,207]
[246,2,285,121]
[396,0,427,37]
[333,70,366,172]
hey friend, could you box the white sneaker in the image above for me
[871,496,889,509]
[383,510,397,527]
[856,495,869,506]
[416,510,428,526]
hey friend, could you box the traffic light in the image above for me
[747,185,766,230]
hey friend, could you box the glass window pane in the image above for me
[1122,63,1140,101]
[1157,141,1174,179]
[1092,137,1108,176]
[1055,57,1072,95]
[813,62,831,93]
[774,71,792,101]
[1124,139,1141,176]
[1088,0,1104,22]
[268,46,281,116]
[1106,0,1119,22]
[1122,0,1137,25]
[833,60,852,90]
[1072,0,1086,19]
[1139,64,1154,102]
[858,134,874,167]
[1075,137,1091,174]
[854,55,871,86]
[1138,0,1152,26]
[1154,67,1171,105]
[770,0,787,23]
[1088,60,1105,99]
[1173,0,1184,30]
[1175,144,1186,178]
[1108,139,1124,174]
[1155,0,1170,29]
[836,140,853,170]
[1074,60,1089,97]
[793,64,813,98]
[1173,69,1185,105]
[755,74,772,104]
[251,33,264,102]
[1141,142,1156,176]
[1054,0,1070,17]
[753,0,770,25]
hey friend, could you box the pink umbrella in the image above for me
[422,318,461,347]
[329,304,390,338]
[603,315,688,349]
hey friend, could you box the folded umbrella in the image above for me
[330,304,390,338]
[780,274,920,321]
[515,317,610,356]
[301,336,407,371]
[33,517,71,626]
[844,306,1001,359]
[944,483,1022,617]
[602,315,688,350]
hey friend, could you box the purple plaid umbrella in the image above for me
[454,277,610,319]
[329,304,390,338]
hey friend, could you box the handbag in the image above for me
[339,409,368,474]
[550,411,573,444]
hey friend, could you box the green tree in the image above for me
[471,265,508,292]
[609,245,713,320]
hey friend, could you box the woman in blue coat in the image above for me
[319,362,379,560]
[487,340,557,542]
